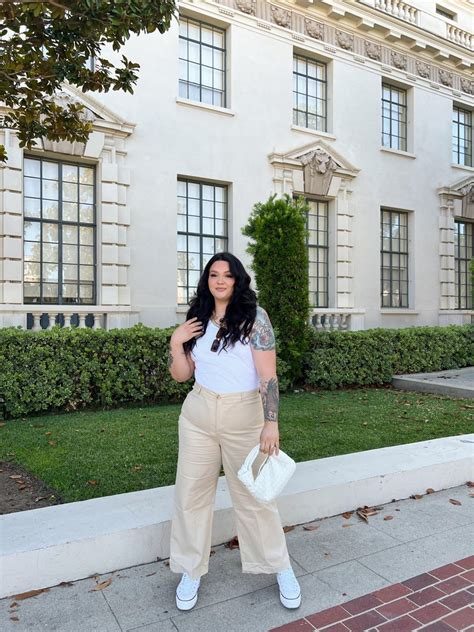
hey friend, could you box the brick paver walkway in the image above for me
[270,556,474,632]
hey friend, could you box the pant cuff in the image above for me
[169,560,208,580]
[241,562,290,574]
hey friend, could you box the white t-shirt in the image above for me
[191,319,260,393]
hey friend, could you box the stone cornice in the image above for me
[200,0,473,93]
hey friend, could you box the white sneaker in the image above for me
[276,566,301,608]
[176,573,201,611]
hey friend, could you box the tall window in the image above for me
[452,106,472,167]
[293,54,327,132]
[381,209,408,308]
[177,179,228,304]
[23,157,96,305]
[454,221,473,309]
[307,200,328,307]
[382,83,407,151]
[179,16,226,107]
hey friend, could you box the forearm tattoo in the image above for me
[260,377,279,423]
[249,306,276,350]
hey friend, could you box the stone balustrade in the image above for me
[374,0,418,24]
[0,306,139,330]
[309,308,366,331]
[446,24,473,50]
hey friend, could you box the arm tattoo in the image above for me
[167,346,174,369]
[249,306,276,351]
[260,377,279,423]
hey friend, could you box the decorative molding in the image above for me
[460,78,474,95]
[391,51,407,70]
[365,40,382,61]
[234,0,255,16]
[438,69,453,87]
[304,18,324,40]
[415,60,431,78]
[270,4,292,28]
[336,30,354,51]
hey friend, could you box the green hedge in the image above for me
[0,324,190,418]
[1,323,472,418]
[304,324,474,389]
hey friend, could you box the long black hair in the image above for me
[183,252,257,355]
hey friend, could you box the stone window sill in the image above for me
[380,309,419,314]
[291,125,336,140]
[176,97,235,117]
[451,163,474,172]
[380,147,416,159]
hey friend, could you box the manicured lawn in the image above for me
[1,386,472,503]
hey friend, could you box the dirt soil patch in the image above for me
[0,461,63,515]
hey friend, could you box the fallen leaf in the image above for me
[410,494,423,500]
[9,475,22,480]
[164,561,170,566]
[34,496,49,502]
[48,440,57,447]
[467,481,474,488]
[58,581,73,587]
[342,524,353,528]
[90,578,112,591]
[283,525,295,533]
[44,431,52,436]
[384,515,394,521]
[426,488,435,494]
[303,525,319,531]
[9,602,19,608]
[356,505,380,522]
[87,480,97,486]
[209,549,216,556]
[13,588,50,600]
[0,422,5,427]
[342,511,353,519]
[449,498,462,505]
[132,466,142,472]
[225,536,239,549]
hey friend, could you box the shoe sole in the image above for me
[176,591,198,611]
[279,591,301,609]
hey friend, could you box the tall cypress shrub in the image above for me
[242,194,310,383]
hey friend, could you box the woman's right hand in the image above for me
[171,317,203,346]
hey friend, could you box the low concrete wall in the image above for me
[1,434,473,599]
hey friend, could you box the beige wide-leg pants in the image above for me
[169,382,291,580]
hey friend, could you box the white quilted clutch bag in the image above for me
[237,445,296,504]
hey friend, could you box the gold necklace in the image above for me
[211,312,225,327]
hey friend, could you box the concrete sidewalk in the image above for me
[1,484,473,632]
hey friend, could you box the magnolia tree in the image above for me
[0,0,177,162]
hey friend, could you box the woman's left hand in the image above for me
[259,421,279,456]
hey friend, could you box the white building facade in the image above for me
[1,0,473,331]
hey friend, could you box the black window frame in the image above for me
[178,15,227,108]
[380,208,409,308]
[454,220,474,310]
[452,106,472,167]
[177,178,228,305]
[23,155,97,306]
[305,199,329,308]
[382,82,408,152]
[293,53,327,133]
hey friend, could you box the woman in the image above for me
[168,252,301,611]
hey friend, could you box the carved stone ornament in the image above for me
[336,30,354,51]
[300,148,338,196]
[364,41,382,61]
[391,51,407,70]
[460,78,474,95]
[415,60,430,78]
[438,69,453,87]
[304,19,324,40]
[460,183,474,219]
[54,90,96,121]
[234,0,256,15]
[271,5,291,28]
